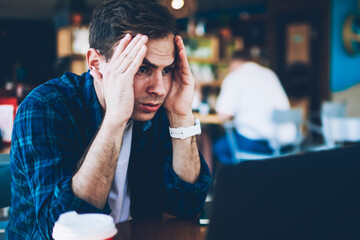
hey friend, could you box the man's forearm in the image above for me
[172,136,201,183]
[169,113,201,183]
[72,116,127,209]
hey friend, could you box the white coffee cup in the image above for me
[52,211,117,240]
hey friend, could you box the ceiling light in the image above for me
[171,0,184,10]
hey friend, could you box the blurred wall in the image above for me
[330,0,360,116]
[0,19,56,88]
[330,0,360,92]
[333,83,360,116]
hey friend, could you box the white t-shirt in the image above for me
[215,62,296,145]
[108,120,133,223]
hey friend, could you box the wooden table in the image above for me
[114,217,207,240]
[193,113,223,125]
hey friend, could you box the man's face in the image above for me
[131,35,175,121]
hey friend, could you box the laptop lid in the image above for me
[207,146,360,240]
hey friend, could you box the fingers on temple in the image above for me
[175,35,185,50]
[118,35,148,72]
[126,45,147,76]
[175,36,191,73]
[110,33,132,64]
[113,34,148,73]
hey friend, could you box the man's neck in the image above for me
[229,60,247,73]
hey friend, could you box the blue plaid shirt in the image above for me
[7,71,211,240]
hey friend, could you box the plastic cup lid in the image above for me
[52,211,117,240]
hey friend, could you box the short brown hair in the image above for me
[89,0,178,61]
[231,49,252,62]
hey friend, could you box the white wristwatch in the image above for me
[169,118,201,139]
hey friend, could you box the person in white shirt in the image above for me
[214,50,296,164]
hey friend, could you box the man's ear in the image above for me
[87,48,103,80]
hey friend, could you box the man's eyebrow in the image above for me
[142,58,175,68]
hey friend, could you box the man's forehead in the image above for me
[142,57,175,68]
[144,35,175,66]
[146,35,175,57]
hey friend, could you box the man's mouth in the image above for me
[139,103,161,113]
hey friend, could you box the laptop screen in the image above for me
[207,146,360,240]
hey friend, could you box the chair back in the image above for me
[223,122,274,163]
[321,101,347,118]
[272,109,303,125]
[0,154,10,167]
[0,155,11,208]
[321,101,347,147]
[325,117,360,145]
[223,108,303,163]
[271,109,303,155]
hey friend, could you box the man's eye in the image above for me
[162,67,174,75]
[138,66,149,74]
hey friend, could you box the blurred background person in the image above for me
[214,49,296,164]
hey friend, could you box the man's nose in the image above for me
[147,71,167,96]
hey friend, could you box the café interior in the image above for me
[0,0,360,239]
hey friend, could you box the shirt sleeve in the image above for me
[10,96,110,239]
[163,149,212,218]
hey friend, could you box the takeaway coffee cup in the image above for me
[52,211,117,240]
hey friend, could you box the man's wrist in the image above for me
[166,111,194,128]
[169,118,201,139]
[102,113,128,130]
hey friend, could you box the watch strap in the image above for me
[169,118,201,139]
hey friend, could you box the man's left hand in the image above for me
[164,35,195,127]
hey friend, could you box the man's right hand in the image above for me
[73,34,147,208]
[92,33,148,124]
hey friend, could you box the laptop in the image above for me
[207,146,360,240]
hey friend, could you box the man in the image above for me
[214,50,296,164]
[7,0,211,239]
